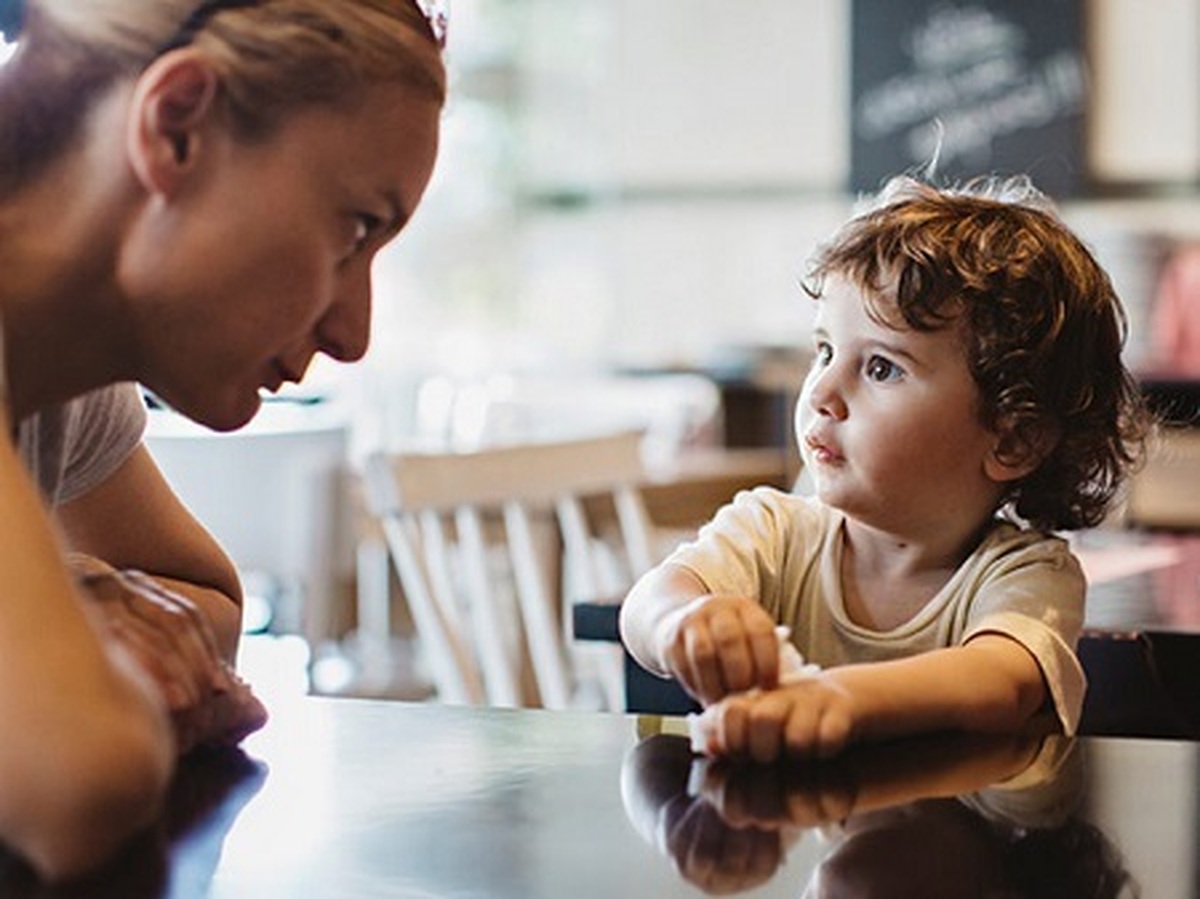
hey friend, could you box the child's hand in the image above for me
[655,595,781,705]
[695,676,857,763]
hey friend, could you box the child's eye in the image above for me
[865,354,903,382]
[813,341,833,366]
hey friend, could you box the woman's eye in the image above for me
[865,355,903,382]
[343,216,384,261]
[349,214,382,255]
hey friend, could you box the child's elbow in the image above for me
[17,714,173,883]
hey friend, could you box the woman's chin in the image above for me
[214,399,263,432]
[170,392,262,433]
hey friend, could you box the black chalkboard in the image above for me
[851,0,1087,198]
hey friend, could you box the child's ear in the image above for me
[984,419,1059,484]
[126,52,220,196]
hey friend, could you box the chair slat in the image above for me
[378,515,485,705]
[505,501,571,710]
[456,506,523,707]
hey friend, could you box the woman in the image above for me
[0,0,445,880]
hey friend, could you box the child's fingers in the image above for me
[745,695,789,764]
[707,609,757,694]
[742,614,781,688]
[683,624,725,703]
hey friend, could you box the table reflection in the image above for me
[622,723,1135,898]
[1,698,1191,897]
[0,748,266,898]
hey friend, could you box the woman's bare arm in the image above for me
[0,434,173,882]
[57,444,244,659]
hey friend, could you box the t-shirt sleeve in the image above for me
[58,383,149,505]
[662,487,825,621]
[961,538,1087,735]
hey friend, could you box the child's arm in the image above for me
[620,562,782,705]
[695,634,1046,762]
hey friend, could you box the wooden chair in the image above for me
[361,430,657,709]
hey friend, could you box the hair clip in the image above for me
[414,0,449,49]
[0,0,24,43]
[157,0,259,56]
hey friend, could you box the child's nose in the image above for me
[806,363,848,420]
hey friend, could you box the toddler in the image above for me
[621,175,1149,762]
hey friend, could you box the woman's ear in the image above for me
[126,52,220,196]
[984,419,1059,484]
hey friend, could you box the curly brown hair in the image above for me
[803,175,1150,532]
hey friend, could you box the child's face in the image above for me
[795,275,1006,535]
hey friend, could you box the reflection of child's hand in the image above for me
[663,798,786,895]
[655,595,780,705]
[619,734,791,896]
[696,759,857,831]
[696,677,857,763]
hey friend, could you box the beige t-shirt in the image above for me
[666,487,1087,734]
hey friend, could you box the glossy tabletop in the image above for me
[5,691,1198,898]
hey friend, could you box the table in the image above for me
[4,696,1198,897]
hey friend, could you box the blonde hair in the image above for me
[0,0,445,193]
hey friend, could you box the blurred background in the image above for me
[341,0,1199,445]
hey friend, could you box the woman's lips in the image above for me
[262,360,296,394]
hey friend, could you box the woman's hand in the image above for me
[654,594,781,705]
[695,676,857,763]
[71,557,267,753]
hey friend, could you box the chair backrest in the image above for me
[362,430,656,709]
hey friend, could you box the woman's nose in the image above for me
[317,271,373,363]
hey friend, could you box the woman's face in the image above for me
[124,79,441,431]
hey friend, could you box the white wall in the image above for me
[359,0,1200,441]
